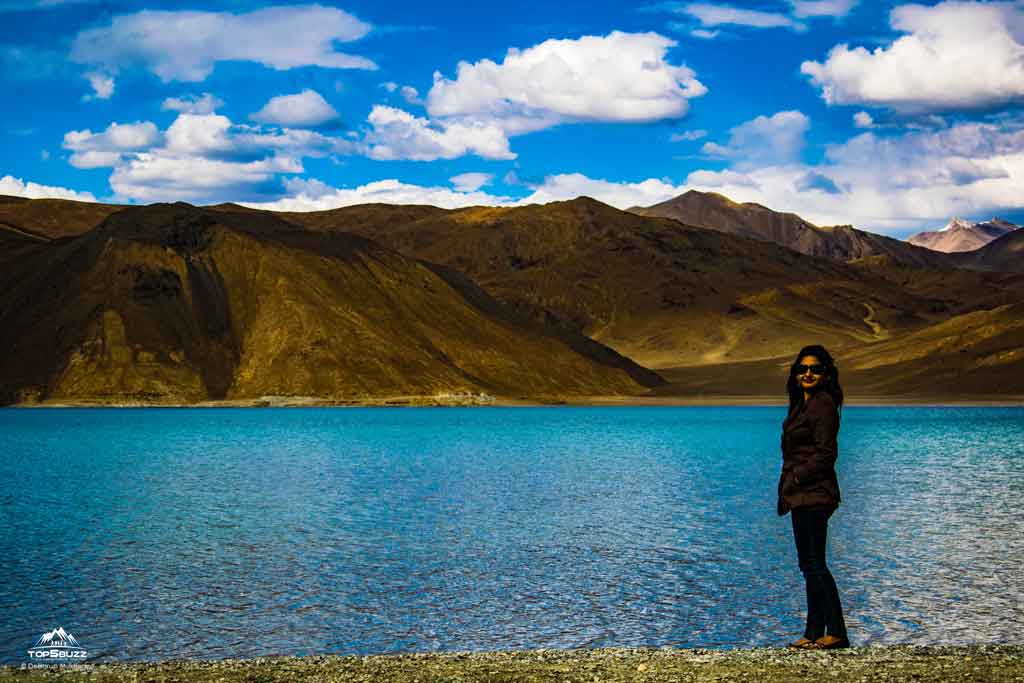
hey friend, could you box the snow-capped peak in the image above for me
[939,217,973,232]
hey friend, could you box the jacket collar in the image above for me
[785,390,828,427]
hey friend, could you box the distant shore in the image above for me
[3,644,1022,682]
[7,393,1024,408]
[562,395,1024,407]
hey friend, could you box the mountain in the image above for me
[0,203,660,405]
[837,300,1024,396]
[260,203,449,232]
[0,195,122,240]
[629,190,816,243]
[654,297,1024,398]
[4,195,1023,401]
[273,197,1024,377]
[630,190,956,268]
[947,227,1024,273]
[907,217,1018,253]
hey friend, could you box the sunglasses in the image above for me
[794,363,826,375]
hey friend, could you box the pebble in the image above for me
[3,644,1023,682]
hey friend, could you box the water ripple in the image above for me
[0,406,1021,663]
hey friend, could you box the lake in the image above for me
[1,406,1022,664]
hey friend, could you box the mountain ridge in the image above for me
[4,194,1023,400]
[629,189,960,268]
[907,216,1018,253]
[274,196,1024,374]
[0,202,661,405]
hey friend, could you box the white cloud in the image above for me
[685,168,759,189]
[802,1,1024,112]
[70,5,375,83]
[48,110,1024,233]
[363,105,515,161]
[250,89,340,127]
[162,93,224,114]
[852,111,874,128]
[245,127,355,158]
[690,28,720,39]
[499,116,1023,231]
[59,103,508,203]
[243,177,511,211]
[110,153,300,203]
[0,175,96,201]
[682,165,845,220]
[378,82,423,105]
[517,173,686,209]
[443,112,1024,233]
[400,85,423,106]
[426,31,706,135]
[242,173,691,213]
[824,121,1019,189]
[65,112,354,203]
[64,150,124,168]
[352,31,707,162]
[450,172,493,192]
[163,113,236,156]
[682,3,807,31]
[63,120,162,168]
[154,113,347,160]
[788,0,857,18]
[683,117,1024,231]
[701,110,810,166]
[670,129,707,141]
[83,71,113,100]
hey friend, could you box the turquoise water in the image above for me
[1,406,1022,663]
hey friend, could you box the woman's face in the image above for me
[795,354,826,393]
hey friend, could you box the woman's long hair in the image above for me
[786,344,844,417]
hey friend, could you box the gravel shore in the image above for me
[3,644,1022,682]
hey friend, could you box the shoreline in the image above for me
[6,394,1024,408]
[559,395,1024,407]
[3,644,1023,682]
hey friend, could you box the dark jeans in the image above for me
[791,507,847,640]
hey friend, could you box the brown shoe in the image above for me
[814,635,850,650]
[788,637,818,649]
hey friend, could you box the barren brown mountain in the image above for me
[0,194,122,239]
[630,190,956,268]
[0,195,123,273]
[908,217,1018,253]
[946,228,1024,273]
[4,195,1023,402]
[275,197,1024,396]
[652,299,1024,399]
[0,202,660,405]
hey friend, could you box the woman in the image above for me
[778,344,850,650]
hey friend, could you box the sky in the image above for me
[2,0,1024,237]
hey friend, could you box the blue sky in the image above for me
[2,0,1023,236]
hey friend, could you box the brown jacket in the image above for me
[777,389,841,516]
